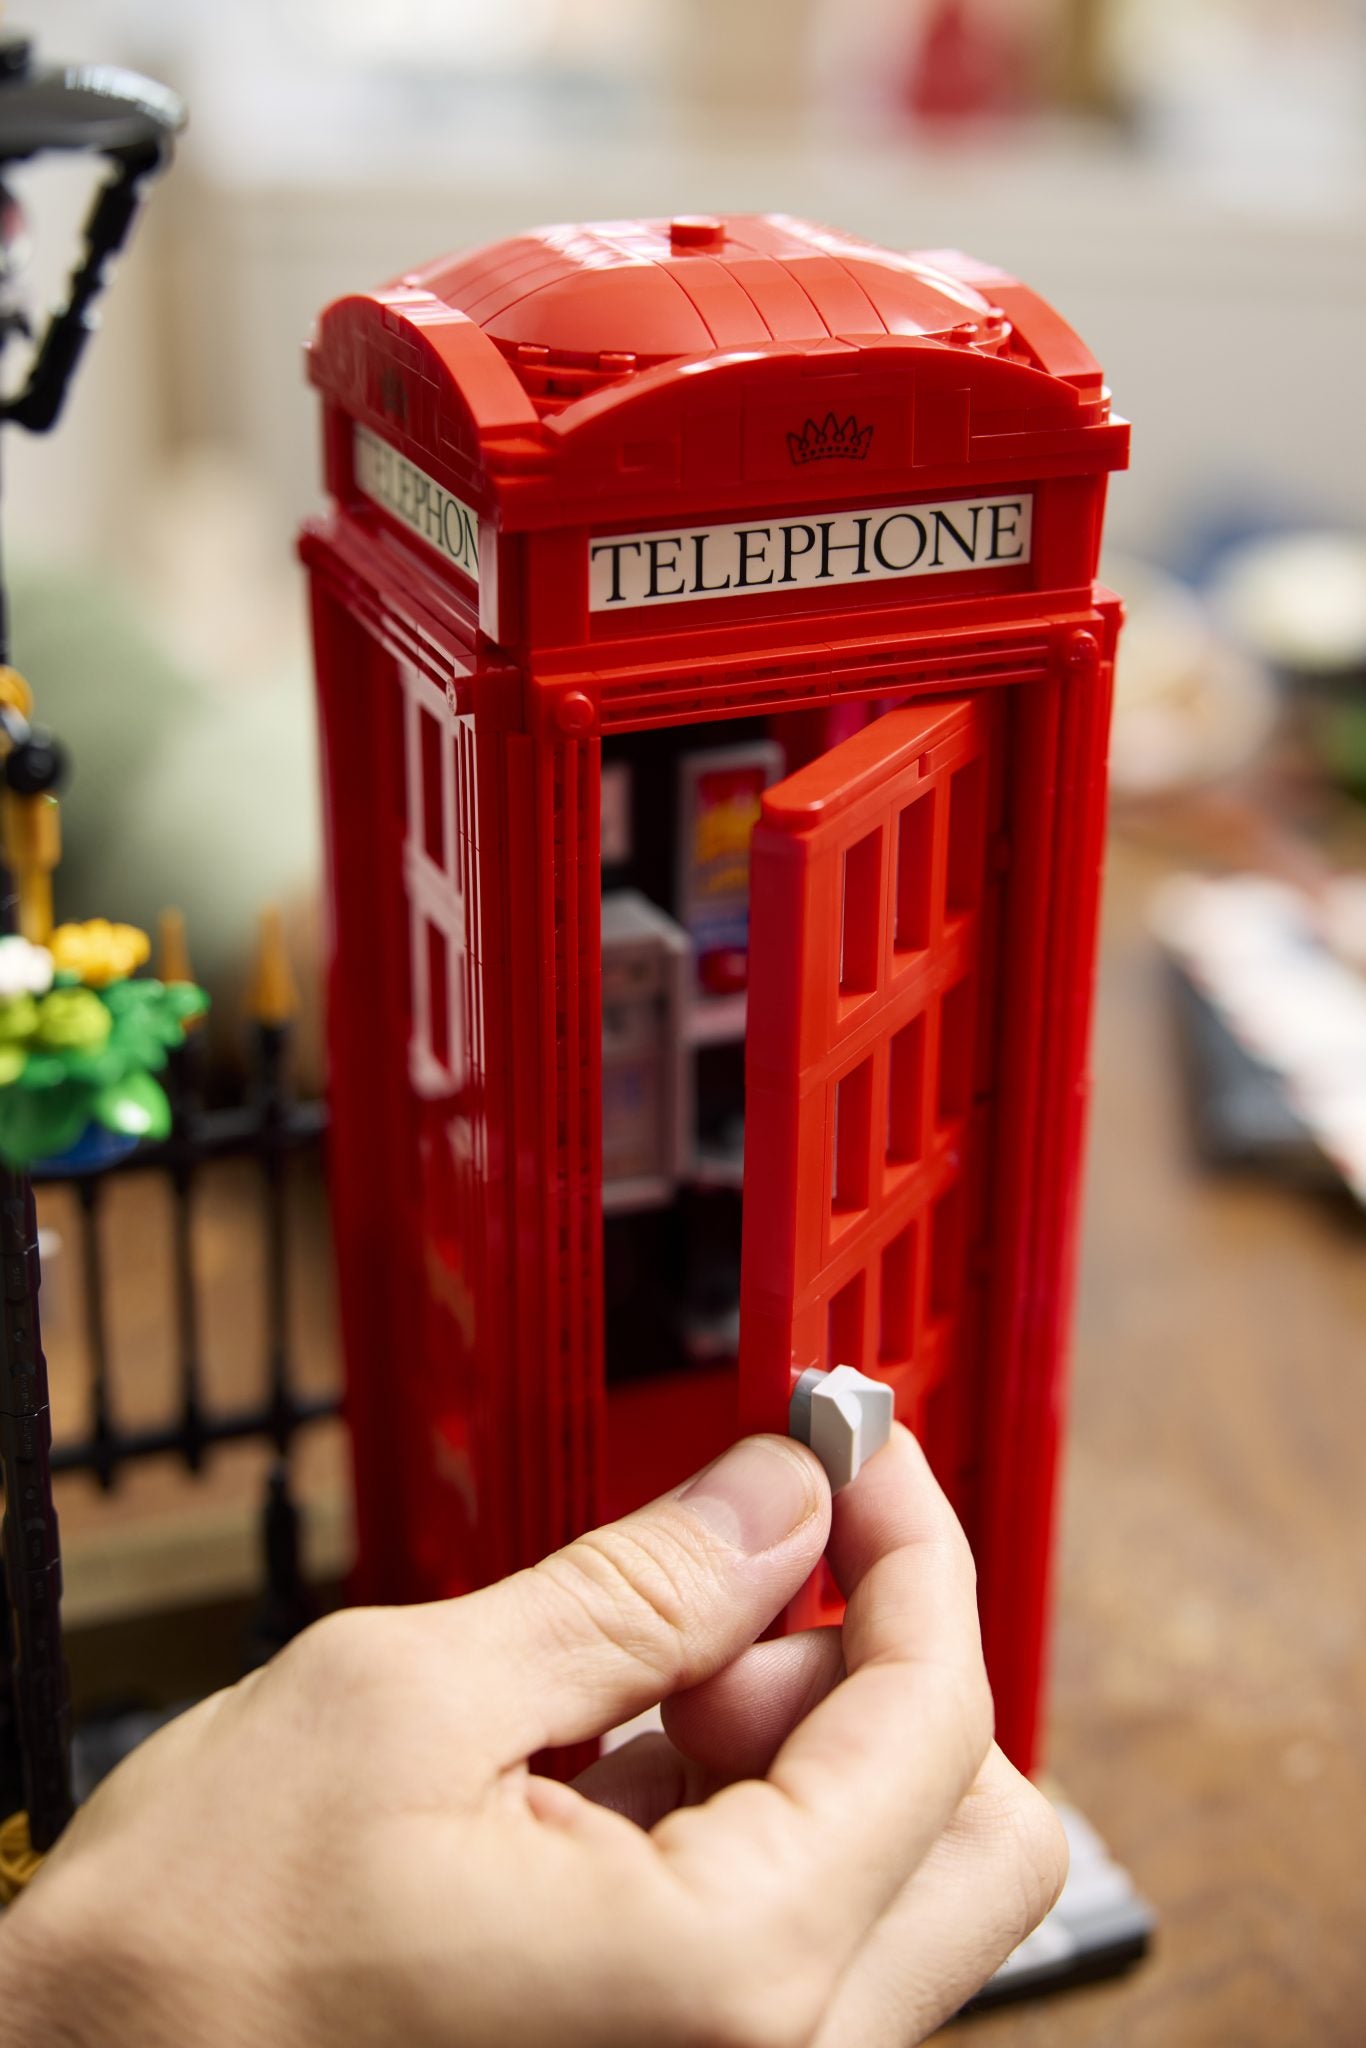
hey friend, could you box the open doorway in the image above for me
[598,690,1010,1527]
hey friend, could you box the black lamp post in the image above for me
[0,32,182,1857]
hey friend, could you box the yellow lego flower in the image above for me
[49,919,151,989]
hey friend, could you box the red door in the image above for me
[739,694,1004,1628]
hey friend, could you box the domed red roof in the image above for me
[403,214,1018,413]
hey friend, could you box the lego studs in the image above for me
[669,216,725,253]
[789,1364,894,1491]
[1063,628,1101,679]
[555,689,596,735]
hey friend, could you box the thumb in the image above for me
[453,1435,830,1762]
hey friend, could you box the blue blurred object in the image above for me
[37,1123,139,1173]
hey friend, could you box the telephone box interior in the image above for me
[302,215,1128,1772]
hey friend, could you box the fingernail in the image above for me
[680,1438,821,1555]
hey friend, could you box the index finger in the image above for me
[655,1425,993,1963]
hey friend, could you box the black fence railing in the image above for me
[0,991,338,1856]
[35,1038,335,1487]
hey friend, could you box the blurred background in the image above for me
[5,1,1366,2040]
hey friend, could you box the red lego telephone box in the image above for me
[301,214,1127,1772]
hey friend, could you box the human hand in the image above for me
[0,1427,1065,2046]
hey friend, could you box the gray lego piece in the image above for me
[789,1364,894,1490]
[600,889,691,1209]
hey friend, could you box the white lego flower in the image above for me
[0,935,54,999]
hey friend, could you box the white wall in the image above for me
[166,132,1366,564]
[7,1,1365,585]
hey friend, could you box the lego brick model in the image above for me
[301,213,1128,1775]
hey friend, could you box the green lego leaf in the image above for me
[165,984,209,1023]
[16,1051,69,1092]
[61,1045,127,1088]
[101,976,155,1009]
[0,1083,90,1168]
[104,1012,168,1068]
[91,1070,171,1142]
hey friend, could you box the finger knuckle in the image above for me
[534,1524,698,1692]
[281,1607,412,1700]
[973,1768,1069,1934]
[1003,1779,1070,1924]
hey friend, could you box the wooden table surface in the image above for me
[39,835,1366,2045]
[960,837,1366,2047]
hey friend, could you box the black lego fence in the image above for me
[40,1023,333,1485]
[0,996,337,1851]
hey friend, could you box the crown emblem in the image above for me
[786,412,874,465]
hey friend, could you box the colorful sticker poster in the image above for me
[677,743,782,996]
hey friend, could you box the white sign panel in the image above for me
[354,424,480,585]
[588,493,1032,612]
